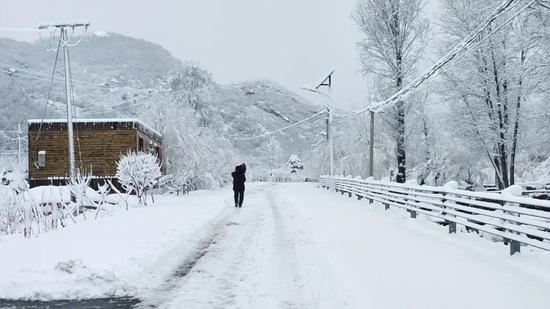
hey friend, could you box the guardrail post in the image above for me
[357,195,362,200]
[384,203,389,210]
[442,181,458,234]
[509,240,520,256]
[408,209,417,218]
[448,222,456,234]
[502,185,523,255]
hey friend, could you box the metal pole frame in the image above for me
[61,28,77,182]
[39,22,89,182]
[368,111,374,178]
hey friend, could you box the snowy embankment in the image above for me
[1,182,549,308]
[271,183,550,309]
[0,187,232,300]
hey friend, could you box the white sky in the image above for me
[0,0,440,110]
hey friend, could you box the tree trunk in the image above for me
[510,49,525,185]
[396,100,406,183]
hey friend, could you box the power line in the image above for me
[0,26,37,32]
[79,89,176,115]
[349,0,533,115]
[80,92,158,116]
[35,34,63,144]
[230,110,327,140]
[436,0,535,78]
[0,62,115,89]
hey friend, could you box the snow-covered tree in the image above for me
[139,89,237,192]
[116,152,161,206]
[437,0,548,188]
[168,65,213,126]
[287,154,304,174]
[353,0,429,183]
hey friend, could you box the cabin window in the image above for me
[138,137,144,151]
[37,150,46,168]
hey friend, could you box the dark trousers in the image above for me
[234,190,244,207]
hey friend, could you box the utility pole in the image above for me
[326,86,334,178]
[38,21,89,182]
[17,123,22,166]
[61,27,77,181]
[368,111,374,178]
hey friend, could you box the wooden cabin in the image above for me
[27,118,163,188]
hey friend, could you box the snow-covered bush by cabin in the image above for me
[0,184,25,235]
[0,166,27,235]
[287,154,304,174]
[116,151,161,206]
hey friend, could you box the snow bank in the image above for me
[272,183,550,309]
[28,185,101,203]
[0,188,231,300]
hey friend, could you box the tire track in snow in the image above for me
[147,184,316,309]
[136,185,270,308]
[267,189,315,309]
[134,185,271,308]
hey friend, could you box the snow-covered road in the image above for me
[1,183,550,309]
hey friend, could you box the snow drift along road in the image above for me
[0,183,549,309]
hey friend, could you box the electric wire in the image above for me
[0,62,116,89]
[230,110,327,140]
[35,34,63,144]
[347,0,534,116]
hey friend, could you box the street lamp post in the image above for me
[302,69,335,177]
[369,110,374,178]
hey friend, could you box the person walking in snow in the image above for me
[231,163,246,208]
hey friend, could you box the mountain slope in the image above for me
[0,33,324,162]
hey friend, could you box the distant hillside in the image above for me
[0,33,324,162]
[210,80,325,158]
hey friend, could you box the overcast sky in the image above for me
[0,0,439,110]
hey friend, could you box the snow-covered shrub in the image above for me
[519,155,550,183]
[68,173,93,220]
[116,151,161,206]
[0,166,27,235]
[287,154,304,174]
[0,185,24,235]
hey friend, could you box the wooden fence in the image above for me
[319,176,550,255]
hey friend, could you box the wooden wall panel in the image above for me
[28,129,137,180]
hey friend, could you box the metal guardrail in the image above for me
[320,176,550,255]
[483,182,550,199]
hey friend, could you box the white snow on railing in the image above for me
[320,176,550,255]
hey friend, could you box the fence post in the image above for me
[357,195,362,200]
[408,209,417,218]
[443,181,459,234]
[502,185,523,256]
[384,203,389,210]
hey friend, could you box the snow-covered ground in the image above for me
[1,183,549,308]
[0,187,231,300]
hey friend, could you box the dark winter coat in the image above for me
[232,164,246,192]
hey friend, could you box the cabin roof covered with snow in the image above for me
[27,118,162,140]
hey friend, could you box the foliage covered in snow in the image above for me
[287,154,304,174]
[116,151,161,206]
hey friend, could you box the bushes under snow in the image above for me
[116,151,161,206]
